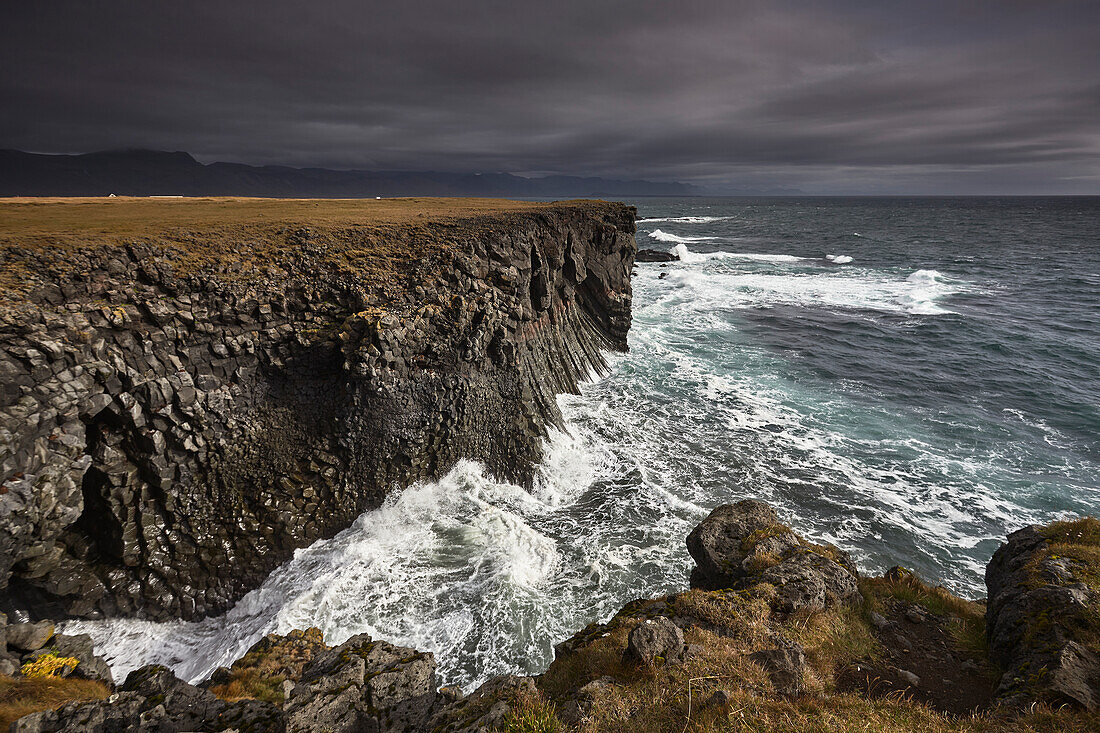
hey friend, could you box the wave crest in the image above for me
[648,229,718,244]
[637,216,733,224]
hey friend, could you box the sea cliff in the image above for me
[0,197,635,622]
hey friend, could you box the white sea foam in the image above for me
[659,249,962,315]
[637,216,733,224]
[648,229,718,244]
[826,254,853,264]
[898,269,954,315]
[62,420,693,692]
[65,447,597,688]
[671,242,805,264]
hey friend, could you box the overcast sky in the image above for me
[3,1,1099,193]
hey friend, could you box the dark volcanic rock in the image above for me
[751,636,808,696]
[986,522,1100,710]
[11,664,283,733]
[42,632,114,685]
[623,616,685,666]
[686,500,860,611]
[5,621,54,652]
[429,675,536,733]
[635,248,678,262]
[0,201,636,622]
[758,550,861,612]
[285,633,439,733]
[686,500,791,589]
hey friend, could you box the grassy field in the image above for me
[0,196,620,298]
[0,196,603,237]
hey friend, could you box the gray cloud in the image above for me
[2,0,1098,193]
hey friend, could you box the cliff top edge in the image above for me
[0,196,627,237]
[0,197,635,305]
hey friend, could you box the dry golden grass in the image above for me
[531,578,1100,733]
[861,572,988,656]
[0,196,623,300]
[0,196,607,237]
[0,674,111,730]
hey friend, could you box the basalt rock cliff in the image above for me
[0,197,635,623]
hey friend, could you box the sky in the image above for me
[2,1,1099,194]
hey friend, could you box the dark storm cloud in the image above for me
[2,0,1098,193]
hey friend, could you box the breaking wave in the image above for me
[648,229,718,244]
[637,216,733,224]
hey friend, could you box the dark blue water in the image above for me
[75,196,1100,690]
[623,197,1100,587]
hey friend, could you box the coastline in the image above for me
[1,198,1098,731]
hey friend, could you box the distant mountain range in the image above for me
[0,149,705,198]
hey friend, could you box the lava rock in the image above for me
[6,621,54,652]
[686,500,788,590]
[636,248,679,262]
[285,634,439,733]
[986,524,1100,710]
[45,633,113,685]
[752,637,808,696]
[623,616,685,666]
[429,675,537,733]
[758,551,861,612]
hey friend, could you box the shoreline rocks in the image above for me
[635,248,678,262]
[8,502,1100,731]
[986,519,1100,710]
[686,500,861,611]
[0,614,112,685]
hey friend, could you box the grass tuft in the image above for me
[0,674,110,731]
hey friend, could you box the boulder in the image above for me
[623,616,685,666]
[558,676,616,726]
[6,621,54,652]
[751,637,808,696]
[285,634,439,733]
[686,501,860,612]
[687,500,789,590]
[636,248,679,262]
[986,521,1100,710]
[0,651,19,676]
[31,633,113,685]
[758,551,861,612]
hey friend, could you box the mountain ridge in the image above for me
[0,149,702,198]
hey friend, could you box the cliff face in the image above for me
[0,198,635,622]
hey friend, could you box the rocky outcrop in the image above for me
[986,519,1100,710]
[13,503,1100,732]
[622,616,685,666]
[284,634,439,733]
[686,500,861,611]
[635,248,678,262]
[0,200,635,622]
[0,613,112,683]
[14,629,467,733]
[12,664,282,733]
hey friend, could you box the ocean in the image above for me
[67,196,1100,692]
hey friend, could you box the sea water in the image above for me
[67,196,1100,691]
